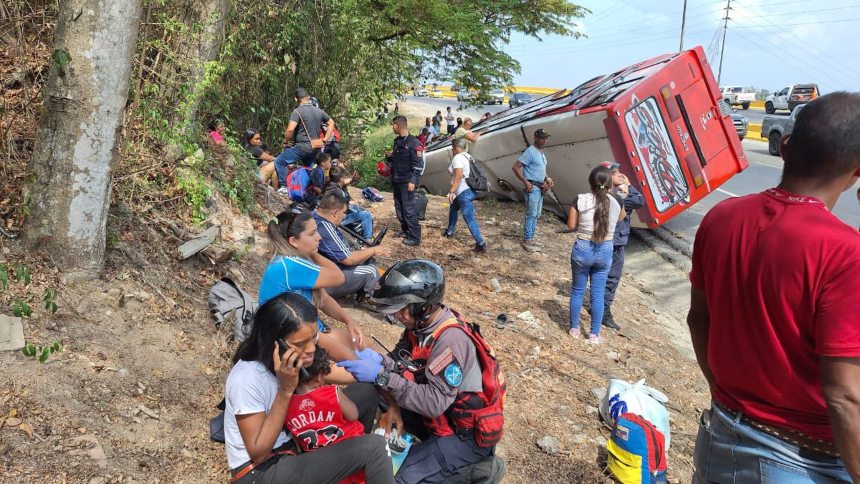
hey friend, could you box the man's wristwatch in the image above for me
[374,368,391,389]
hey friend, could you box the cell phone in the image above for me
[278,338,310,380]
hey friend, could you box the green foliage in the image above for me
[177,168,212,223]
[43,288,59,315]
[14,265,30,286]
[107,232,119,249]
[22,341,63,363]
[354,123,395,190]
[0,264,8,291]
[12,299,32,318]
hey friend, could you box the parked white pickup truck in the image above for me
[765,83,819,114]
[720,86,755,110]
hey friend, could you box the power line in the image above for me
[506,28,715,58]
[717,0,732,84]
[728,26,851,88]
[729,3,860,80]
[732,18,860,28]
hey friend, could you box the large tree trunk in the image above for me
[23,0,143,277]
[179,0,230,129]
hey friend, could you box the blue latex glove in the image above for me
[337,358,383,383]
[356,348,383,365]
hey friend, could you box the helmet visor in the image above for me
[369,294,425,315]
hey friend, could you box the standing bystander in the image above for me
[512,129,554,252]
[445,107,456,135]
[688,92,860,483]
[442,138,486,252]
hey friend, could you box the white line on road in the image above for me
[716,188,740,198]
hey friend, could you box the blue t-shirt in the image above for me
[518,145,548,182]
[258,256,321,305]
[313,213,352,268]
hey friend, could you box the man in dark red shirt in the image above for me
[688,92,860,483]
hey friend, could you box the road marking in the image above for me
[716,188,740,198]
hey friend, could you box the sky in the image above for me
[503,0,860,95]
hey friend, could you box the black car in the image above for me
[508,92,532,108]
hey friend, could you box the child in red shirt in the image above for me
[285,348,366,484]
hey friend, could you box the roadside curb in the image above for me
[747,123,765,142]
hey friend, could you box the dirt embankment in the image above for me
[0,180,709,483]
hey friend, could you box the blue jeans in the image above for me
[343,205,373,240]
[446,189,484,246]
[569,239,613,335]
[694,402,851,483]
[274,147,316,185]
[523,186,543,241]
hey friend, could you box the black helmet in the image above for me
[370,259,445,321]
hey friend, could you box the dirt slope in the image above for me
[0,186,709,483]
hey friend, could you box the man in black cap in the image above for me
[600,161,644,330]
[385,115,424,246]
[512,129,554,252]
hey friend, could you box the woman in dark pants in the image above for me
[224,292,393,484]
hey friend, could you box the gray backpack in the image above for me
[208,277,257,342]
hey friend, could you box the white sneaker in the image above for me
[568,327,581,339]
[586,334,602,345]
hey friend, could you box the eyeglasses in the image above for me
[276,205,307,236]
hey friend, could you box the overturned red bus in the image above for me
[422,46,748,228]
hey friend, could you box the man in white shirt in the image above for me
[441,138,486,252]
[445,106,456,134]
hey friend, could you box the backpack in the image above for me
[286,167,312,202]
[464,154,489,192]
[600,378,671,449]
[362,187,385,202]
[207,277,257,342]
[607,412,667,484]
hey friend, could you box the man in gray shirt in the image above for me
[273,88,335,183]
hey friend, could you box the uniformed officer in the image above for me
[385,116,424,246]
[338,259,506,484]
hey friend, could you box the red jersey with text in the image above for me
[285,385,364,451]
[689,188,860,442]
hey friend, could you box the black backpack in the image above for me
[464,154,489,192]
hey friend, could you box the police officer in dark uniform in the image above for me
[386,116,424,246]
[338,259,506,484]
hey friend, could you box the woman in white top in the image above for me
[566,165,626,344]
[224,292,394,483]
[442,137,486,252]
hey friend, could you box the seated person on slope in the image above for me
[326,166,374,240]
[313,192,386,302]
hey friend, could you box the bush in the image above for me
[352,123,394,191]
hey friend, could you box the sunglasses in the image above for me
[276,205,307,236]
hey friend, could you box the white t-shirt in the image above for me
[224,360,290,469]
[445,111,455,125]
[448,153,472,196]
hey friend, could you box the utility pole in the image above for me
[679,0,688,52]
[717,0,732,84]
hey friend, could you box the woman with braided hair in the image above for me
[564,165,626,344]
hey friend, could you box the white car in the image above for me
[413,88,429,97]
[485,89,505,105]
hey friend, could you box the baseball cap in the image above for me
[534,128,551,138]
[601,161,621,171]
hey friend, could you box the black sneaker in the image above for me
[441,229,453,238]
[602,307,621,330]
[471,243,486,253]
[402,238,420,247]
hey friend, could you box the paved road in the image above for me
[401,95,509,122]
[657,139,859,247]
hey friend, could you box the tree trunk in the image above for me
[179,0,230,129]
[23,0,143,277]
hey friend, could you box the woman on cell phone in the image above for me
[224,292,393,483]
[259,208,367,363]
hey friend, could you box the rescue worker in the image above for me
[385,116,424,246]
[337,259,506,484]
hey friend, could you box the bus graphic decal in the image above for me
[625,97,689,213]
